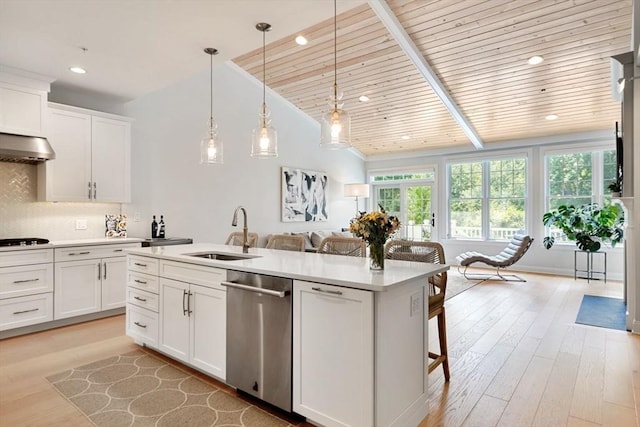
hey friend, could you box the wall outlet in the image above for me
[410,292,421,317]
[75,219,88,230]
[133,212,141,222]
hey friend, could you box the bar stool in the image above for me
[385,240,450,381]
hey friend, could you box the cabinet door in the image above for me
[189,284,226,380]
[101,257,127,310]
[40,108,92,201]
[159,278,190,362]
[91,116,130,202]
[54,260,101,319]
[293,281,374,427]
[0,85,47,136]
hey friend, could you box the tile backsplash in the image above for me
[0,162,121,240]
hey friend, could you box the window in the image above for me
[545,148,618,242]
[448,156,527,240]
[370,170,436,241]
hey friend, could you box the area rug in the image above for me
[445,270,484,300]
[46,350,295,427]
[575,295,626,331]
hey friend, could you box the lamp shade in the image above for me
[344,183,370,198]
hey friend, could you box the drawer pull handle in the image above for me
[134,321,147,329]
[13,278,40,284]
[13,308,39,315]
[134,279,148,284]
[113,249,124,252]
[311,286,343,296]
[69,251,91,256]
[134,262,147,267]
[133,296,147,302]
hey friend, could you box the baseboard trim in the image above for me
[0,308,125,339]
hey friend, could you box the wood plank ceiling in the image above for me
[232,0,632,157]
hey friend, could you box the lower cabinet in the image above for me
[126,256,160,348]
[54,243,138,320]
[159,277,226,380]
[293,280,374,427]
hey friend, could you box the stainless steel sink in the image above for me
[183,252,260,261]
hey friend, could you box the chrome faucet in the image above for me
[231,206,250,253]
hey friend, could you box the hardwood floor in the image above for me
[0,271,638,427]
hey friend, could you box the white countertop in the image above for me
[0,237,143,253]
[127,243,449,292]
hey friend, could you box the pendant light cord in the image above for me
[263,28,267,123]
[210,52,214,125]
[333,0,338,110]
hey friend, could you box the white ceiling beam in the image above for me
[368,0,484,149]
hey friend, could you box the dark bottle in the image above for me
[151,215,158,238]
[158,215,166,238]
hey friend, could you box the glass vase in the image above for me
[369,242,385,270]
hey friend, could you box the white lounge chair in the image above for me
[456,234,533,282]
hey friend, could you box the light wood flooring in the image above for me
[0,271,638,427]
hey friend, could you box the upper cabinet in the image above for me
[0,68,54,137]
[38,103,132,203]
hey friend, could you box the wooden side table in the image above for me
[574,250,606,283]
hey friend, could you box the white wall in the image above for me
[120,61,365,245]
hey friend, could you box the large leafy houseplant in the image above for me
[542,203,624,252]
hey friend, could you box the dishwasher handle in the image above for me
[221,281,289,298]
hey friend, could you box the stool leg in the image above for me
[438,308,450,381]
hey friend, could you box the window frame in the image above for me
[445,151,530,242]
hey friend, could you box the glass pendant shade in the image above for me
[320,106,351,149]
[199,47,223,164]
[251,104,277,157]
[200,119,223,164]
[321,0,351,149]
[252,22,277,158]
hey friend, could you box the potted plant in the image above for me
[607,181,622,197]
[542,203,624,252]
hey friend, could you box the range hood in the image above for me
[0,132,56,164]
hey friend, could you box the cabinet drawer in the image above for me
[55,243,139,262]
[128,271,159,293]
[0,292,53,331]
[128,256,159,276]
[0,263,53,299]
[159,260,226,290]
[127,287,158,312]
[0,249,53,268]
[126,304,158,348]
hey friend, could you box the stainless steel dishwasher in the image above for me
[222,271,293,412]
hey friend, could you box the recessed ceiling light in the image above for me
[528,55,544,65]
[401,135,411,140]
[545,114,558,120]
[69,66,86,74]
[295,35,308,46]
[358,95,369,102]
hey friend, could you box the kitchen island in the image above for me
[126,243,448,427]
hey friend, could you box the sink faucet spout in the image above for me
[232,206,250,253]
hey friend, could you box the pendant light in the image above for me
[200,48,223,164]
[320,0,351,149]
[251,22,278,158]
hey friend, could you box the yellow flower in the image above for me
[349,205,401,246]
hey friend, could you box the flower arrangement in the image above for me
[349,205,401,269]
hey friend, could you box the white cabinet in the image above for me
[0,69,52,137]
[126,255,160,348]
[0,248,54,331]
[38,103,132,202]
[54,243,138,320]
[293,280,374,427]
[159,269,226,380]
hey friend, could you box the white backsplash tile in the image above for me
[0,162,121,240]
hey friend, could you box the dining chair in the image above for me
[225,231,259,248]
[265,234,306,252]
[385,239,450,381]
[317,236,366,257]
